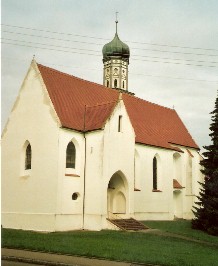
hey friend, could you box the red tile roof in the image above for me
[37,63,118,131]
[122,94,199,150]
[37,63,199,150]
[85,101,118,131]
[173,179,183,189]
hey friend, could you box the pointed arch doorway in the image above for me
[107,171,128,217]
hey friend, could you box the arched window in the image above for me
[118,115,122,132]
[134,149,140,189]
[186,151,193,194]
[173,153,182,183]
[123,81,125,89]
[25,144,32,170]
[153,157,157,190]
[107,80,109,87]
[114,79,117,88]
[66,142,76,168]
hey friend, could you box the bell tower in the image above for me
[102,17,130,91]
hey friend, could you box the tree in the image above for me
[192,92,218,236]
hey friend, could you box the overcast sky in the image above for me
[1,0,218,151]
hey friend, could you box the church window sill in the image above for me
[65,174,80,177]
[20,175,30,179]
[152,189,162,192]
[20,169,31,179]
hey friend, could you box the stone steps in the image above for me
[107,218,149,231]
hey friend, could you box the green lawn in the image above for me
[143,220,218,244]
[2,221,218,266]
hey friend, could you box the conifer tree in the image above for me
[192,93,218,236]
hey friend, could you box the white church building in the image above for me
[2,23,203,232]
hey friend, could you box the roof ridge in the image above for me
[37,62,173,112]
[125,92,174,111]
[37,62,118,93]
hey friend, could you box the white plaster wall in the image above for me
[134,149,141,189]
[55,128,85,230]
[134,144,202,221]
[67,99,136,230]
[56,124,115,231]
[56,128,105,231]
[102,100,135,226]
[83,130,104,223]
[134,145,174,220]
[82,129,109,231]
[183,149,204,219]
[2,61,60,231]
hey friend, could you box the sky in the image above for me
[1,0,218,151]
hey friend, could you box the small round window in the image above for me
[72,193,79,200]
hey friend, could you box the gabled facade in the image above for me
[2,25,204,231]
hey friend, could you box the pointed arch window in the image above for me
[153,157,157,190]
[25,144,32,170]
[118,115,122,132]
[66,142,76,168]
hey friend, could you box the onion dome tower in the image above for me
[102,18,130,91]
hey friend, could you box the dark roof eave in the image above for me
[135,141,184,152]
[168,141,200,151]
[60,127,194,152]
[61,126,103,134]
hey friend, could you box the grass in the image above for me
[143,220,218,244]
[2,221,218,266]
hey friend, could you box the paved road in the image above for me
[2,261,39,266]
[2,248,147,266]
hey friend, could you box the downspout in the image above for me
[82,105,87,230]
[134,149,136,189]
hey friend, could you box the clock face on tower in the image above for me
[114,68,118,75]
